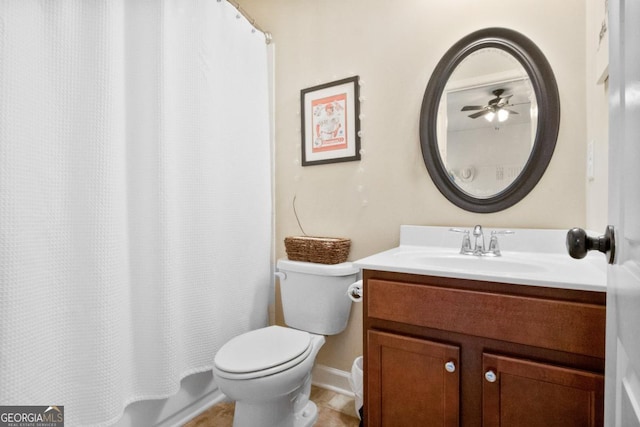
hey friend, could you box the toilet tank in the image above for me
[276,259,359,335]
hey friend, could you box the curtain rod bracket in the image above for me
[224,0,271,44]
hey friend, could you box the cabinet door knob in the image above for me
[444,361,456,373]
[485,370,497,383]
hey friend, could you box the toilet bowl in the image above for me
[213,326,325,427]
[212,259,359,427]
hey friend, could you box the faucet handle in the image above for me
[487,230,514,256]
[449,228,469,234]
[491,229,515,236]
[449,228,473,254]
[460,233,472,253]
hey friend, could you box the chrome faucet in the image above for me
[472,225,485,255]
[450,225,514,256]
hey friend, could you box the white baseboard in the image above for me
[161,389,228,427]
[311,364,355,397]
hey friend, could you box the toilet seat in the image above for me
[214,326,312,380]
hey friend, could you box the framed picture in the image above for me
[300,76,361,166]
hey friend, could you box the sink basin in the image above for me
[390,247,548,274]
[407,253,547,274]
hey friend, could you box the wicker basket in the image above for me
[284,236,351,265]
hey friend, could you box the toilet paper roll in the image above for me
[347,280,363,302]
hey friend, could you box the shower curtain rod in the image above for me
[222,0,272,44]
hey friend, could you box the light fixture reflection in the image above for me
[497,109,509,122]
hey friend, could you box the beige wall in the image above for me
[242,0,597,372]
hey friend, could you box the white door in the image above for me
[606,0,640,425]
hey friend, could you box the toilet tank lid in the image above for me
[277,259,359,276]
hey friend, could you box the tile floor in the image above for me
[183,386,361,427]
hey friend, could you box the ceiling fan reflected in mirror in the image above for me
[461,89,520,122]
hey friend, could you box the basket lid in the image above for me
[277,259,359,276]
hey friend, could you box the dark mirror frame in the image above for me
[420,27,560,213]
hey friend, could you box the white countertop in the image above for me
[354,225,607,292]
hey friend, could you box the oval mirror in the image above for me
[420,28,560,213]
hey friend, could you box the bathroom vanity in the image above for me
[355,226,607,427]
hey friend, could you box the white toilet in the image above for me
[212,259,359,427]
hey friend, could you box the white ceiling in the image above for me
[444,79,535,132]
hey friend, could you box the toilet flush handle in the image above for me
[274,271,286,281]
[347,280,363,302]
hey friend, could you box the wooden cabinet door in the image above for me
[367,330,459,427]
[483,353,604,427]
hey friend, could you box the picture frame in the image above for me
[300,76,361,166]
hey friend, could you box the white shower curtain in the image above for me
[0,1,272,426]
